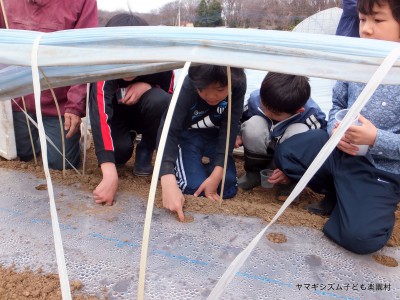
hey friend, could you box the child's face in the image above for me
[359,2,400,42]
[197,82,229,106]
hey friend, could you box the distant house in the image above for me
[181,22,194,27]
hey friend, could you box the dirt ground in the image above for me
[0,265,102,300]
[0,142,399,297]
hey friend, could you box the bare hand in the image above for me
[93,162,118,206]
[235,135,243,148]
[194,166,223,201]
[120,82,151,106]
[268,168,290,185]
[161,174,185,221]
[333,114,376,155]
[64,112,81,138]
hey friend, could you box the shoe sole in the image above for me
[134,171,152,177]
[306,206,332,216]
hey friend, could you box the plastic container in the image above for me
[334,109,368,156]
[260,169,274,189]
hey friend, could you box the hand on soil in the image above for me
[177,213,194,223]
[161,174,185,221]
[194,175,221,202]
[93,163,119,205]
[93,177,118,206]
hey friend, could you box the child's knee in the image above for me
[324,225,391,254]
[221,185,237,199]
[114,141,134,164]
[219,172,238,199]
[242,116,270,153]
[182,177,206,195]
[242,115,268,141]
[142,88,170,112]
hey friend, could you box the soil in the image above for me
[0,142,399,297]
[35,184,47,190]
[0,264,101,300]
[372,255,399,268]
[266,232,287,243]
[177,213,194,223]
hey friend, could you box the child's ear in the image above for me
[296,107,305,113]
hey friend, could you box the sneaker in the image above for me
[306,197,335,216]
[238,171,261,190]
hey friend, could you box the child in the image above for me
[275,0,400,254]
[237,72,327,191]
[89,13,174,205]
[159,65,246,221]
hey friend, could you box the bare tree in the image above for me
[157,1,180,25]
[106,0,342,29]
[223,0,238,27]
[181,0,201,23]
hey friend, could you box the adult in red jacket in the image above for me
[0,0,98,170]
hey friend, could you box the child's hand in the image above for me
[161,174,185,221]
[120,82,151,105]
[194,177,221,201]
[194,166,223,201]
[268,168,290,185]
[235,135,243,148]
[93,162,118,206]
[333,114,377,155]
[344,115,377,146]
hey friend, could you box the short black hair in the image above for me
[188,65,246,90]
[260,72,310,115]
[358,0,400,23]
[105,13,148,27]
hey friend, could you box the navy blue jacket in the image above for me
[159,75,246,176]
[242,89,327,143]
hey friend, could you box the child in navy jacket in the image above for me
[237,72,327,191]
[159,65,246,221]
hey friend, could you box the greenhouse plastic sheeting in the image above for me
[293,7,342,35]
[1,26,400,101]
[0,167,398,300]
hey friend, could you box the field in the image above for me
[0,142,399,299]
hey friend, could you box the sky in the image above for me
[97,0,174,13]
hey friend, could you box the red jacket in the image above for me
[0,0,98,117]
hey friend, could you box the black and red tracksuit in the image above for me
[89,71,174,165]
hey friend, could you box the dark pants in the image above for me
[13,111,81,170]
[275,129,400,254]
[176,130,238,199]
[111,88,171,164]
